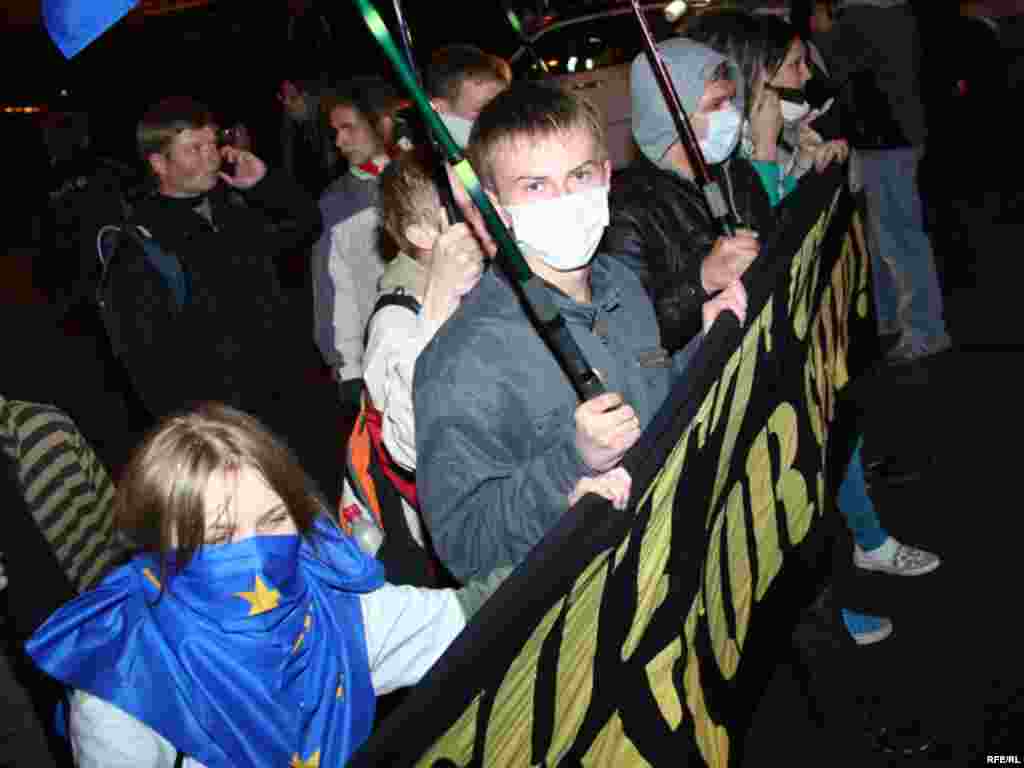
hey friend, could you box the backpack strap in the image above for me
[363,290,421,348]
[94,222,192,415]
[96,223,190,312]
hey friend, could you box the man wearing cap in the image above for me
[605,37,773,352]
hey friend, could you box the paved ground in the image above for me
[742,340,1024,766]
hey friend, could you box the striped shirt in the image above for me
[0,398,124,592]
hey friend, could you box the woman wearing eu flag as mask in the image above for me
[27,402,506,768]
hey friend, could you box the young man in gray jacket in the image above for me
[413,83,745,584]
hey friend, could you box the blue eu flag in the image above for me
[28,516,386,768]
[43,0,138,59]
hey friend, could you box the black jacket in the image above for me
[105,171,345,500]
[814,4,927,148]
[107,170,321,414]
[604,154,775,352]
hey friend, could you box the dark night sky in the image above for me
[0,1,521,161]
[3,0,1021,159]
[1,1,517,102]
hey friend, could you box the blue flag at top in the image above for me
[43,0,138,59]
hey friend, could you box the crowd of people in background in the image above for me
[2,0,1015,764]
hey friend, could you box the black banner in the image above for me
[353,166,873,767]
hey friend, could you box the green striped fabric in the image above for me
[0,398,124,593]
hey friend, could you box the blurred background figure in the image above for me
[811,0,952,361]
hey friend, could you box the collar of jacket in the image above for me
[491,254,623,320]
[139,184,233,236]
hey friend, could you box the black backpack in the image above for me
[95,221,191,359]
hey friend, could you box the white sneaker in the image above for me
[854,538,941,576]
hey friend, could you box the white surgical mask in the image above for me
[698,104,742,164]
[504,185,610,272]
[440,112,474,149]
[781,98,811,123]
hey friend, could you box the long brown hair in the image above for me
[114,403,326,583]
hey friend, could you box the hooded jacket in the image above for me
[604,153,775,352]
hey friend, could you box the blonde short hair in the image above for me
[467,82,607,191]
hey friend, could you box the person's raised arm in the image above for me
[366,222,484,470]
[223,147,323,252]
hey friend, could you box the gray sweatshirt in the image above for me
[414,255,699,584]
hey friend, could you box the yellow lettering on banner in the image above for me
[707,356,739,450]
[833,257,852,391]
[482,599,566,767]
[547,564,607,762]
[645,638,685,730]
[621,425,692,655]
[682,609,731,768]
[744,428,782,602]
[581,711,651,767]
[789,188,844,342]
[708,299,773,522]
[704,482,747,680]
[706,402,813,680]
[416,696,481,767]
[803,346,825,450]
[850,211,872,319]
[769,403,814,546]
[788,215,825,340]
[818,300,838,425]
[820,285,838,391]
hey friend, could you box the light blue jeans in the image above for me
[859,147,948,347]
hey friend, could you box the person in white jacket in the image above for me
[339,147,487,554]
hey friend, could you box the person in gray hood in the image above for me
[606,36,771,352]
[413,83,746,585]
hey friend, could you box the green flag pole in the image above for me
[353,0,605,400]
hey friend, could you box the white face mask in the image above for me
[504,185,610,272]
[440,112,474,149]
[698,104,742,164]
[781,98,811,123]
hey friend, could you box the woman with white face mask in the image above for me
[688,11,848,203]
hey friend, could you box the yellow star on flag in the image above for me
[290,750,320,767]
[142,568,162,591]
[234,575,281,616]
